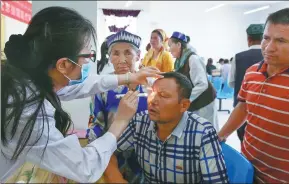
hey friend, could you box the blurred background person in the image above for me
[206,58,217,75]
[141,29,174,72]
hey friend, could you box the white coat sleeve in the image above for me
[189,55,209,102]
[57,74,118,101]
[1,100,117,183]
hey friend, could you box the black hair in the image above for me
[265,8,289,26]
[224,59,229,64]
[186,36,190,43]
[146,43,151,52]
[218,58,224,63]
[207,58,213,65]
[1,6,96,160]
[97,39,109,74]
[152,29,163,41]
[161,72,192,100]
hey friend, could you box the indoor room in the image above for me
[1,1,288,183]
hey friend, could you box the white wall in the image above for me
[98,2,250,64]
[33,1,98,130]
[4,17,28,41]
[243,2,289,24]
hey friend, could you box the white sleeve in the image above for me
[228,57,236,88]
[2,100,117,183]
[27,132,117,183]
[57,74,118,101]
[189,55,209,102]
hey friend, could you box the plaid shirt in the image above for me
[117,111,229,183]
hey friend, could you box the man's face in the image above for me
[147,78,189,124]
[110,42,139,74]
[261,22,289,67]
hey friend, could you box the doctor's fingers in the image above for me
[126,90,139,101]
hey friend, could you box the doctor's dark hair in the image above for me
[1,6,96,160]
[97,39,109,74]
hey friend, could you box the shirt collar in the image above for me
[257,61,289,74]
[249,45,261,50]
[147,111,188,139]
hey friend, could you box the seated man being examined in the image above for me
[104,72,229,183]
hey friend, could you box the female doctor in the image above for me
[1,6,161,183]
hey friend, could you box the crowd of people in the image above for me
[1,5,288,184]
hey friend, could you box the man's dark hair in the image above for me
[218,58,224,63]
[161,72,192,100]
[224,59,229,64]
[207,58,213,65]
[265,8,289,26]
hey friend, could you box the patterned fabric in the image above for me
[174,47,193,71]
[4,138,106,184]
[86,85,148,183]
[238,61,289,183]
[107,30,141,49]
[117,111,229,183]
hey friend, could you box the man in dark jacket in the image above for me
[228,24,264,142]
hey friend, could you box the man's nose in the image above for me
[265,40,277,53]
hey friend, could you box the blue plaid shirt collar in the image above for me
[147,111,188,139]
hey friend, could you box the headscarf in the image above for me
[152,29,169,51]
[170,31,195,70]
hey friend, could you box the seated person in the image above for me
[86,30,147,183]
[104,72,229,183]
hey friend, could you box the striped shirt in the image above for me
[117,111,229,183]
[238,61,289,183]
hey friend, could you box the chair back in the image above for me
[221,142,254,183]
[211,76,223,94]
[218,80,234,98]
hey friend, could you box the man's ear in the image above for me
[55,58,72,75]
[180,99,191,113]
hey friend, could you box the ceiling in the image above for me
[97,1,285,12]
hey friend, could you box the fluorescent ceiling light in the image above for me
[205,4,226,13]
[125,1,132,7]
[244,5,270,15]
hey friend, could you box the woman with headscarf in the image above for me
[141,29,174,72]
[168,31,219,130]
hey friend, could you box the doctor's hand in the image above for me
[108,91,139,139]
[131,66,164,85]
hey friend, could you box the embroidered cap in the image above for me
[246,24,264,35]
[171,31,187,43]
[107,30,142,49]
